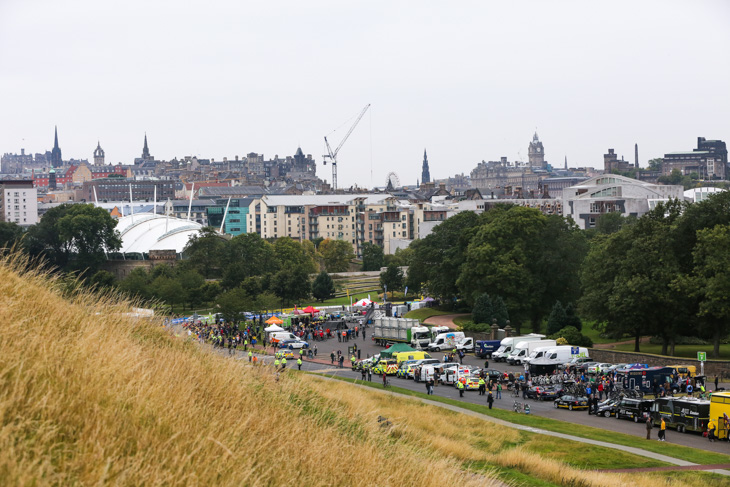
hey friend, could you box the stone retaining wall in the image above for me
[589,348,730,379]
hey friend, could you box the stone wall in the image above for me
[589,348,730,379]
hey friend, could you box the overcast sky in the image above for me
[1,1,728,188]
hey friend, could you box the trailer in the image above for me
[372,317,430,348]
[650,396,710,434]
[616,367,675,394]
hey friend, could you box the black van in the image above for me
[650,397,710,434]
[615,398,654,422]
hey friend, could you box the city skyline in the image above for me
[1,1,729,187]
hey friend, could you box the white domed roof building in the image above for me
[114,213,205,258]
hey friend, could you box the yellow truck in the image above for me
[709,391,730,440]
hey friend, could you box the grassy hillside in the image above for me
[1,254,726,487]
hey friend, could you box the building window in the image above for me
[588,217,596,228]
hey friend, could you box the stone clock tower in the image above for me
[528,132,545,168]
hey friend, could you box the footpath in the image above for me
[314,374,730,476]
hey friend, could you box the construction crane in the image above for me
[323,104,370,190]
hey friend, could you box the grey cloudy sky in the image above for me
[1,0,728,188]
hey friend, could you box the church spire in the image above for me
[51,125,63,168]
[421,148,431,184]
[141,133,153,161]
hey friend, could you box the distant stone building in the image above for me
[421,149,431,184]
[51,126,63,168]
[93,142,105,166]
[528,132,546,168]
[82,179,174,203]
[663,137,727,180]
[603,148,634,173]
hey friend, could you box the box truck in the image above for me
[491,334,545,362]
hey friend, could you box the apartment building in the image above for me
[0,180,38,226]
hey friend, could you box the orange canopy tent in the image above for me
[265,316,284,325]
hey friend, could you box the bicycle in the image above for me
[383,378,391,388]
[513,400,523,413]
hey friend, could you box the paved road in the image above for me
[423,313,470,329]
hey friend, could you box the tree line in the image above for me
[3,193,729,357]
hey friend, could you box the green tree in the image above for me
[549,326,593,348]
[689,224,730,358]
[408,211,481,303]
[0,222,23,251]
[253,291,280,314]
[471,293,494,325]
[379,263,403,299]
[151,275,185,311]
[215,287,253,323]
[658,168,683,185]
[457,206,545,333]
[648,158,663,172]
[546,301,568,336]
[492,296,510,327]
[361,242,384,271]
[182,227,227,278]
[272,267,311,306]
[273,237,318,275]
[118,267,152,300]
[177,269,206,309]
[319,239,355,272]
[88,270,116,290]
[311,271,336,302]
[25,203,121,274]
[221,233,276,289]
[564,303,582,331]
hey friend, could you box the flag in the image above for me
[404,286,408,296]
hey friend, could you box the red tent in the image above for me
[303,305,319,314]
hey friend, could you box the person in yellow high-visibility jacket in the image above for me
[457,380,465,397]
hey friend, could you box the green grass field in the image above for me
[320,375,730,467]
[612,343,730,360]
[580,320,620,345]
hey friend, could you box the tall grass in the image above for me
[0,253,722,487]
[0,254,500,486]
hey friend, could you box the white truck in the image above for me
[372,317,432,348]
[491,334,545,362]
[507,339,557,365]
[427,331,474,352]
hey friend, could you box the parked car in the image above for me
[614,398,654,422]
[596,398,619,418]
[554,394,589,410]
[565,357,593,369]
[275,349,295,360]
[535,385,564,401]
[280,339,309,350]
[577,362,598,373]
[481,368,505,383]
[586,363,613,375]
[606,364,626,373]
[463,376,481,391]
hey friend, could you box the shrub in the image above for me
[549,326,593,348]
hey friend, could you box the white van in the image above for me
[543,346,589,363]
[492,334,545,362]
[269,332,301,344]
[427,331,467,352]
[524,344,560,365]
[507,339,557,365]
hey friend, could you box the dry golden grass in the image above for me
[0,255,502,487]
[0,254,724,487]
